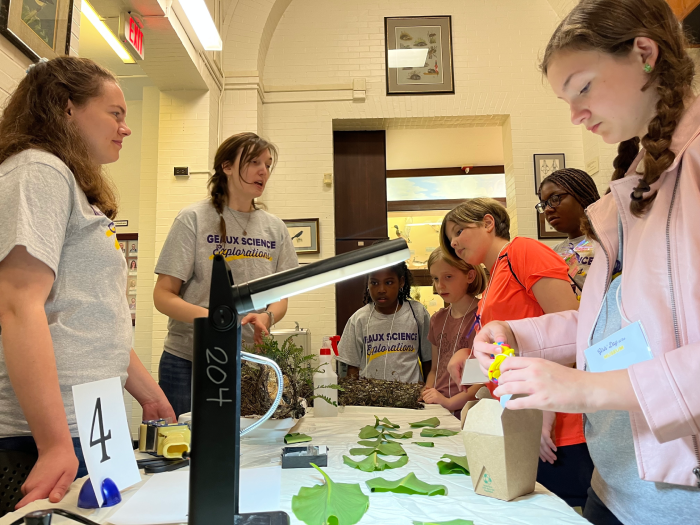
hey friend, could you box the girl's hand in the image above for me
[241,312,271,345]
[472,321,516,374]
[446,348,471,391]
[539,410,557,464]
[17,443,78,509]
[422,388,446,405]
[141,397,177,424]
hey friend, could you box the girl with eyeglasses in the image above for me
[537,168,601,293]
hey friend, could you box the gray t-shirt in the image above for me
[336,300,431,383]
[155,200,298,359]
[586,239,700,523]
[0,149,132,437]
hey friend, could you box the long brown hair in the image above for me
[541,0,694,217]
[428,247,487,296]
[208,132,278,246]
[0,57,120,218]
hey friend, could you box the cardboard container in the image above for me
[461,389,542,502]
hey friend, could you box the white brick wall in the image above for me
[0,35,31,106]
[221,0,589,351]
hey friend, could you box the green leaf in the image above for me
[374,415,400,429]
[385,430,413,439]
[436,454,470,476]
[343,453,409,472]
[292,464,370,525]
[357,437,399,447]
[412,441,435,447]
[358,425,382,439]
[413,520,474,525]
[409,417,441,428]
[420,428,459,438]
[366,472,447,496]
[349,441,406,456]
[284,433,312,444]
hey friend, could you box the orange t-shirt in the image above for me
[479,237,585,448]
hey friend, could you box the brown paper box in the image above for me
[461,393,542,502]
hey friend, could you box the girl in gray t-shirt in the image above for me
[154,133,298,417]
[336,262,431,383]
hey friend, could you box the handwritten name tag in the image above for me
[584,321,653,373]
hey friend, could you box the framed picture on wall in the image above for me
[128,240,138,255]
[283,218,320,254]
[533,153,565,193]
[537,213,568,240]
[385,15,455,95]
[0,0,73,62]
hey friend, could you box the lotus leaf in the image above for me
[343,452,409,472]
[291,463,369,525]
[420,428,459,437]
[409,417,440,428]
[436,454,470,476]
[366,472,447,496]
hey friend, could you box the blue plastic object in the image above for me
[77,477,122,509]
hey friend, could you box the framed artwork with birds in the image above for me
[282,218,320,255]
[0,0,73,62]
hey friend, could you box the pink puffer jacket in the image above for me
[508,96,700,488]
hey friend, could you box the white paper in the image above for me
[72,377,141,506]
[109,466,283,525]
[461,358,489,385]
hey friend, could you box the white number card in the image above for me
[72,377,141,506]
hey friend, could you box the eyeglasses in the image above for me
[535,192,570,214]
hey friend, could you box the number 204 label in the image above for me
[72,377,141,506]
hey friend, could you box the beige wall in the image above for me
[386,127,504,170]
[0,36,32,106]
[221,0,589,351]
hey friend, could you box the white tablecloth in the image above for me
[1,405,588,525]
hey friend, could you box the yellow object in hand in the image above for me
[487,343,515,383]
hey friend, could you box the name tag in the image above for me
[461,358,488,384]
[584,321,653,373]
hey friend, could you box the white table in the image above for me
[1,405,588,525]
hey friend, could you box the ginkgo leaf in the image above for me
[385,430,413,439]
[374,415,400,429]
[436,454,470,475]
[343,453,409,472]
[349,441,406,456]
[357,437,399,447]
[420,428,459,437]
[413,520,474,525]
[409,417,441,428]
[292,463,370,525]
[412,441,434,447]
[284,432,312,444]
[366,472,447,496]
[359,425,382,439]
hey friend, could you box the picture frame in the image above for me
[533,153,566,194]
[127,257,138,274]
[537,212,568,240]
[127,240,138,255]
[385,15,454,96]
[0,0,73,62]
[283,218,320,255]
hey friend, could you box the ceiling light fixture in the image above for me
[177,0,223,51]
[82,1,135,64]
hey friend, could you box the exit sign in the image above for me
[120,12,144,60]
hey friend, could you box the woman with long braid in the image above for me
[537,168,601,292]
[153,133,298,417]
[452,1,700,523]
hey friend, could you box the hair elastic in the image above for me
[26,57,49,74]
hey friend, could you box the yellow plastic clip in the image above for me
[487,343,515,383]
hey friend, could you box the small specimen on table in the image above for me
[436,454,470,476]
[343,452,409,472]
[358,425,382,439]
[409,417,440,428]
[420,428,459,438]
[349,441,407,457]
[338,377,424,409]
[291,463,369,525]
[374,415,400,429]
[385,430,413,439]
[412,441,435,447]
[366,472,447,496]
[284,433,312,444]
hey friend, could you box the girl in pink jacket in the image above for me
[448,1,700,523]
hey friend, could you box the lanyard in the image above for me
[475,241,510,329]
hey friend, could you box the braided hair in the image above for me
[538,168,600,209]
[541,0,694,217]
[362,261,414,306]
